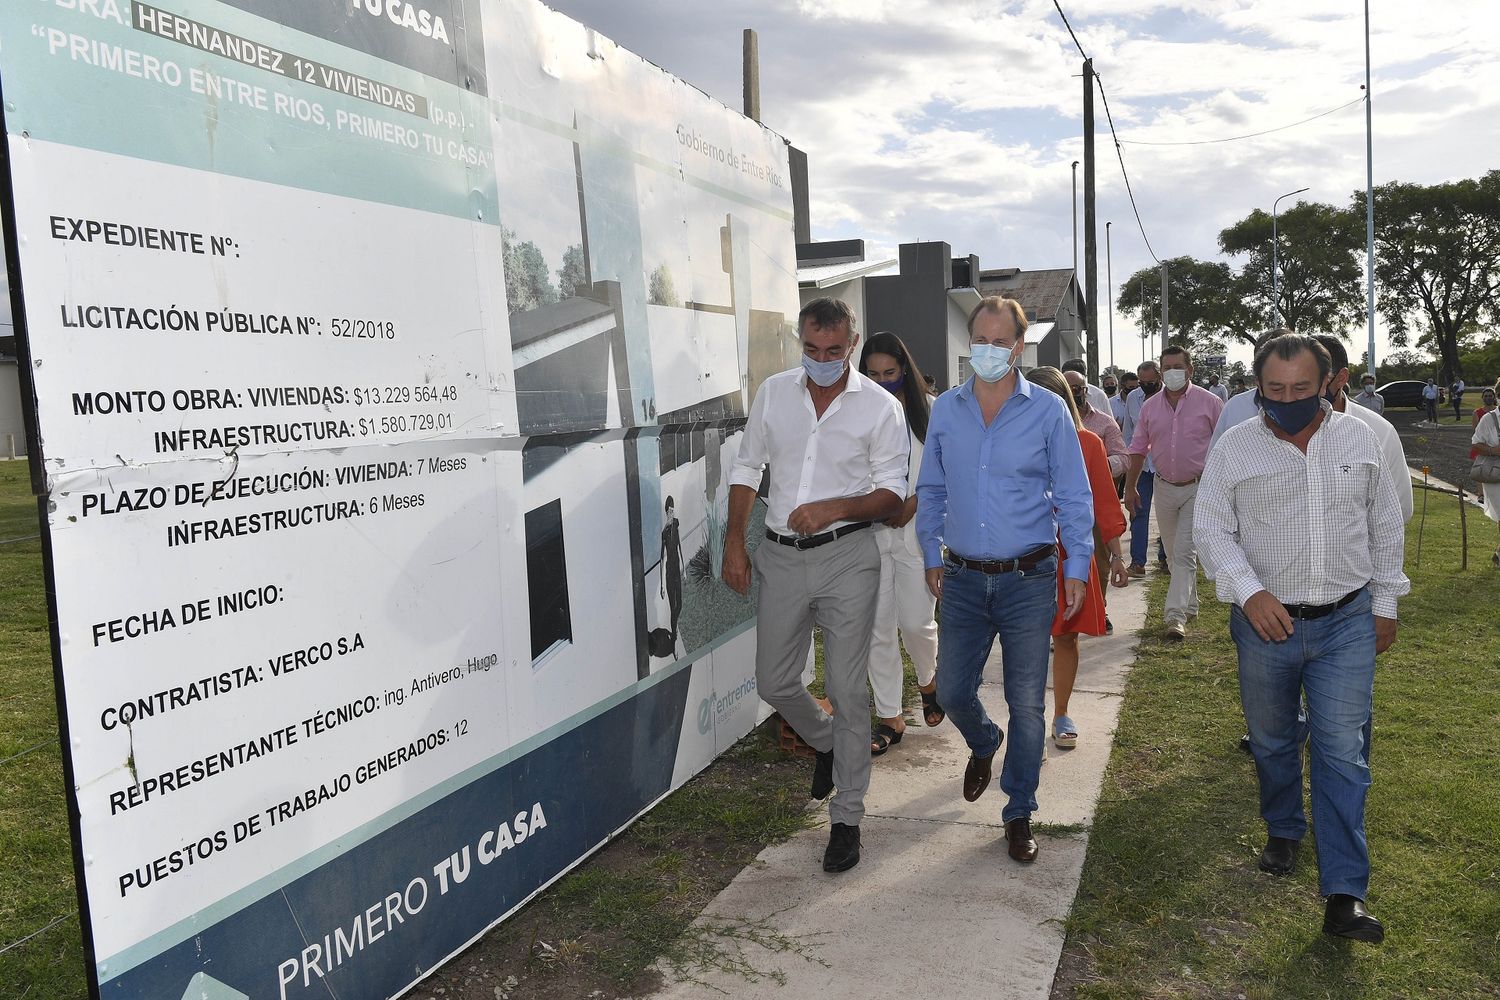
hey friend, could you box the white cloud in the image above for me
[546,0,1500,366]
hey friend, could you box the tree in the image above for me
[1117,256,1260,356]
[648,264,679,307]
[556,244,587,300]
[1363,171,1500,384]
[1217,201,1365,338]
[501,227,557,314]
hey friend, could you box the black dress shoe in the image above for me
[1005,817,1038,863]
[1323,894,1384,943]
[963,740,1001,802]
[823,822,861,873]
[1258,836,1299,875]
[811,749,834,801]
[1238,734,1254,755]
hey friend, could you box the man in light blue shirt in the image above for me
[916,296,1094,865]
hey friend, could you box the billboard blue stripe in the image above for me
[99,664,694,999]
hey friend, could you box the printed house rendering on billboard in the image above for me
[0,1,800,996]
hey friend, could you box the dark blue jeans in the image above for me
[935,554,1057,823]
[1233,589,1376,899]
[1129,469,1155,566]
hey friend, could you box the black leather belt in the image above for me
[946,544,1056,574]
[1284,588,1364,620]
[765,521,871,550]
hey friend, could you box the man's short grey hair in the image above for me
[798,297,856,339]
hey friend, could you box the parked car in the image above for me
[1378,380,1444,409]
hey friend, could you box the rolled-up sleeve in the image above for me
[1192,443,1265,607]
[1366,451,1411,618]
[1047,409,1095,581]
[1380,424,1414,523]
[915,400,951,570]
[728,382,771,491]
[868,399,911,500]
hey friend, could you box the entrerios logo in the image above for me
[697,678,757,735]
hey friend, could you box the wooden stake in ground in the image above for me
[1459,484,1468,570]
[1416,467,1430,568]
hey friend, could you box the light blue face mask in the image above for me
[969,342,1017,383]
[801,354,847,387]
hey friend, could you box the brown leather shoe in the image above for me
[963,747,997,802]
[1006,817,1038,863]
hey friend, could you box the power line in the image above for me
[1052,0,1087,59]
[1095,77,1162,264]
[1118,97,1365,146]
[1049,1,1162,264]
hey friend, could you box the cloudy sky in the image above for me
[548,0,1500,371]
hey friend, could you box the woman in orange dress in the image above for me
[1026,367,1129,748]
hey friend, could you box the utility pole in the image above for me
[1082,60,1099,382]
[1363,0,1377,379]
[1106,221,1114,375]
[1159,262,1169,352]
[742,29,760,122]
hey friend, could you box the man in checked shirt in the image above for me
[1194,333,1409,944]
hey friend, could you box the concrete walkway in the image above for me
[649,577,1152,1000]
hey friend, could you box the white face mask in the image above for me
[1162,369,1188,392]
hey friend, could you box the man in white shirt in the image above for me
[1421,379,1439,424]
[1351,374,1384,413]
[1208,334,1413,758]
[1207,373,1230,402]
[1195,333,1408,945]
[723,297,909,874]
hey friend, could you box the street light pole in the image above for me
[1271,186,1310,326]
[1071,160,1079,279]
[1364,0,1378,379]
[1106,221,1114,375]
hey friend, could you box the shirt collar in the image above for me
[956,372,1034,402]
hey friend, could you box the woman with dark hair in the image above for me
[1025,366,1129,749]
[859,331,942,755]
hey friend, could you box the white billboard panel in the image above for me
[0,2,798,996]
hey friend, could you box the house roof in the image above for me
[797,258,898,289]
[975,267,1081,321]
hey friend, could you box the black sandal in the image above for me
[920,688,946,728]
[871,723,904,756]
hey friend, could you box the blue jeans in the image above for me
[935,554,1057,823]
[1129,469,1155,566]
[1232,589,1376,899]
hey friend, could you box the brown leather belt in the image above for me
[1158,475,1199,487]
[765,521,871,550]
[1283,588,1364,620]
[945,544,1056,574]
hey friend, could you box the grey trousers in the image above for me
[752,529,880,825]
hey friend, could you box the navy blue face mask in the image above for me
[1257,391,1322,435]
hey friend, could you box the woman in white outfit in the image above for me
[1472,378,1500,566]
[860,332,942,755]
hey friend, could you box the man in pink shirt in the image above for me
[1124,346,1224,640]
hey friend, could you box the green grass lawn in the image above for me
[1061,487,1500,999]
